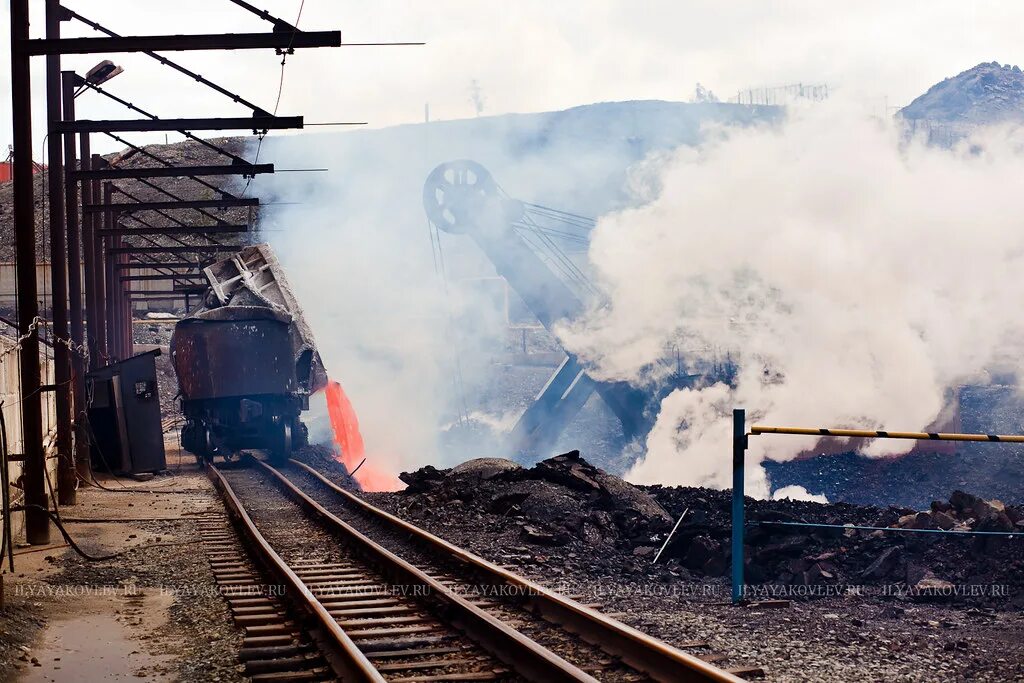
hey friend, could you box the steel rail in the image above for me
[248,455,600,683]
[291,459,745,683]
[206,463,384,682]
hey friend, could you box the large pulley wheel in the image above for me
[423,160,498,234]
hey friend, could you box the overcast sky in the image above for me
[1,1,1021,156]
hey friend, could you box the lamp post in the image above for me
[73,64,123,367]
[59,61,124,500]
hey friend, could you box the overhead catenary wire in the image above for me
[101,130,243,202]
[112,185,227,247]
[11,0,367,556]
[83,135,231,304]
[243,0,306,198]
[104,162,233,239]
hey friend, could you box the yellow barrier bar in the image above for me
[749,425,1024,443]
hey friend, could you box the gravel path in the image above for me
[1,450,247,682]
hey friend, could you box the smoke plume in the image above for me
[248,102,769,479]
[560,100,1024,497]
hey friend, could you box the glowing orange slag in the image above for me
[324,379,402,491]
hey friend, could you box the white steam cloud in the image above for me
[773,485,829,504]
[561,100,1024,497]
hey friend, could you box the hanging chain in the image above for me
[1,316,90,365]
[0,316,43,359]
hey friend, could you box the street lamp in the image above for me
[74,60,123,98]
[85,60,123,85]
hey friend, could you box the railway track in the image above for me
[206,455,757,682]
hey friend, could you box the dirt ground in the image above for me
[0,442,244,683]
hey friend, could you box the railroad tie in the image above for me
[388,672,507,682]
[197,514,331,683]
[219,458,762,683]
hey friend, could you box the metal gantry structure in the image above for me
[8,0,347,545]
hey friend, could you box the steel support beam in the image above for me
[120,244,131,358]
[117,262,200,270]
[107,241,118,360]
[97,225,249,237]
[99,182,112,361]
[81,143,98,369]
[109,236,125,360]
[61,70,91,487]
[129,295,187,302]
[91,165,104,362]
[83,198,259,213]
[731,408,747,604]
[25,31,342,55]
[122,247,133,356]
[72,164,273,180]
[109,245,239,255]
[55,116,302,134]
[10,0,49,544]
[120,274,206,282]
[46,1,75,506]
[126,289,204,295]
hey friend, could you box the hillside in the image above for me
[900,61,1024,124]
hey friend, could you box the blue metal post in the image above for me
[731,408,746,603]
